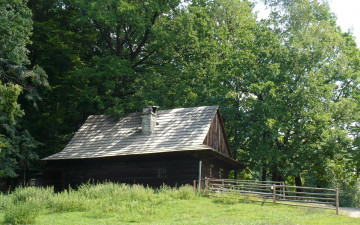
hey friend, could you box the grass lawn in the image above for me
[0,183,359,224]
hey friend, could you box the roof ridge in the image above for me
[88,105,219,117]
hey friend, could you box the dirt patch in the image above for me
[340,207,360,218]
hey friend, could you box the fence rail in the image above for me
[203,178,339,215]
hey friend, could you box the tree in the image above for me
[0,0,47,182]
[0,82,22,177]
[23,0,360,196]
[236,0,360,187]
[26,0,185,159]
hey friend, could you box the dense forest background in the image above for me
[1,0,360,206]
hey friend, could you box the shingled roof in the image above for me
[44,106,231,160]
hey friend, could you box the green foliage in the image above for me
[157,184,197,200]
[5,0,359,204]
[231,0,360,189]
[1,186,51,224]
[77,182,155,201]
[0,0,32,66]
[0,182,199,224]
[0,82,23,177]
[0,0,48,180]
[212,192,248,204]
[338,181,360,208]
[0,193,12,211]
[1,183,359,224]
[3,201,41,224]
[11,186,53,204]
[66,0,183,114]
[0,0,48,103]
[0,82,23,125]
[50,192,87,213]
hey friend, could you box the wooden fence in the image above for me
[204,178,339,215]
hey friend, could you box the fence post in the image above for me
[282,182,285,199]
[336,188,339,215]
[198,160,202,191]
[193,180,197,193]
[205,177,209,196]
[273,184,277,205]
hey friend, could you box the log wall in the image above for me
[44,151,233,191]
[201,159,230,179]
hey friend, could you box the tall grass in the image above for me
[1,183,356,225]
[11,186,53,204]
[0,182,198,224]
[4,202,41,224]
[0,192,12,210]
[1,186,52,224]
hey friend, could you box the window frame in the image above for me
[157,167,167,178]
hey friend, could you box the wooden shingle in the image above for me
[44,106,221,160]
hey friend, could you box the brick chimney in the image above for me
[142,106,159,134]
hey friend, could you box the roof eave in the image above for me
[42,147,246,169]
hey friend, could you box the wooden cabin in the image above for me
[43,106,244,191]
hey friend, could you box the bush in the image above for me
[339,182,360,207]
[3,201,41,224]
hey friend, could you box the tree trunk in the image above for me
[295,174,302,193]
[271,166,278,181]
[262,168,267,181]
[233,78,240,180]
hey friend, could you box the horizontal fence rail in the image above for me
[205,178,339,215]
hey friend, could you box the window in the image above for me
[157,167,166,178]
[210,164,214,178]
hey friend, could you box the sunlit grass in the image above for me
[0,182,359,224]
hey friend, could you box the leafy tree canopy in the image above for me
[2,0,359,203]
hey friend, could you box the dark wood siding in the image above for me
[201,159,230,179]
[203,110,231,157]
[44,153,200,191]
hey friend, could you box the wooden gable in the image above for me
[203,109,232,157]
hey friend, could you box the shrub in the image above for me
[3,201,41,224]
[338,182,360,207]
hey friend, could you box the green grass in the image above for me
[0,182,359,225]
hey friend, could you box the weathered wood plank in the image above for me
[44,106,223,160]
[203,109,231,157]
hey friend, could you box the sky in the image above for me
[328,0,360,46]
[253,0,360,47]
